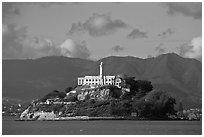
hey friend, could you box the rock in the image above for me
[35,111,56,120]
[188,113,197,120]
[20,110,57,120]
[20,106,30,120]
[77,87,111,101]
[77,93,86,101]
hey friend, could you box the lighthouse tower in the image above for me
[99,62,104,85]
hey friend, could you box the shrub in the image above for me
[132,90,176,118]
[41,90,66,102]
[65,87,73,93]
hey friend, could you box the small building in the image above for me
[131,112,138,117]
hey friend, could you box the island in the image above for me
[18,62,201,121]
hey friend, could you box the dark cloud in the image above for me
[2,3,21,22]
[68,22,86,36]
[165,2,202,19]
[111,45,124,52]
[158,28,174,38]
[3,24,91,59]
[2,2,64,22]
[68,13,128,37]
[155,44,166,56]
[127,29,148,39]
[178,36,201,61]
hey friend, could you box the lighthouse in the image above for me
[99,62,104,85]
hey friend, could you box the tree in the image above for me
[132,90,176,118]
[41,90,66,102]
[121,92,133,100]
[64,95,77,102]
[135,80,153,93]
[109,85,122,99]
[177,101,184,117]
[65,87,73,94]
[110,99,132,116]
[178,101,183,112]
[124,77,136,91]
[125,77,153,92]
[122,77,153,100]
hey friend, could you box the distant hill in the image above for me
[2,53,202,109]
[2,56,94,100]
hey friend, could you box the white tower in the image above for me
[99,62,103,85]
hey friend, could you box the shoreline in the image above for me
[15,116,193,121]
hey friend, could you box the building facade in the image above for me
[77,62,122,88]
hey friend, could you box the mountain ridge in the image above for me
[2,53,202,109]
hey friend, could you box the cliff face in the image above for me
[77,88,111,101]
[75,84,124,101]
[20,108,56,120]
[20,104,58,120]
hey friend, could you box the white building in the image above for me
[78,62,122,88]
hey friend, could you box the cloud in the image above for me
[165,2,202,19]
[2,3,20,22]
[3,24,60,59]
[179,36,202,61]
[60,39,90,59]
[158,28,174,38]
[2,2,65,22]
[127,28,148,39]
[68,13,128,37]
[155,43,166,56]
[111,45,124,52]
[3,24,27,59]
[3,24,91,59]
[20,37,61,59]
[68,22,86,36]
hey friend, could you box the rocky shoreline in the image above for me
[16,115,192,121]
[17,116,122,121]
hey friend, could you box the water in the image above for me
[2,116,202,135]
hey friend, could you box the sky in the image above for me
[2,2,202,61]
